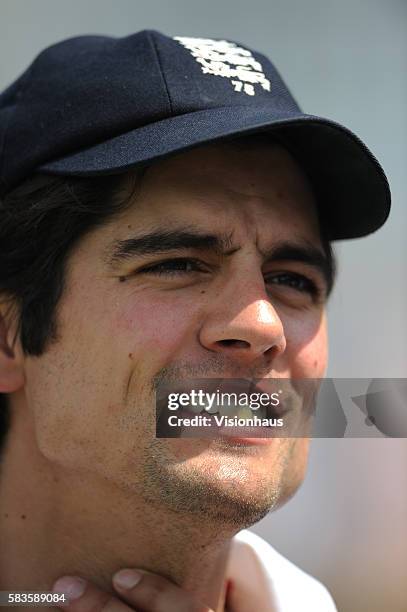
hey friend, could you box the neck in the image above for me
[0,405,234,612]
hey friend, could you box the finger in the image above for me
[52,575,138,612]
[113,568,214,612]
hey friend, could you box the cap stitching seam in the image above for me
[148,32,174,116]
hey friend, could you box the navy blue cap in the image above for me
[0,30,391,239]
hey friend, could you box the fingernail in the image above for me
[113,569,142,589]
[53,576,87,601]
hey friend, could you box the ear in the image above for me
[0,301,25,393]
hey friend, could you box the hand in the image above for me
[52,569,215,612]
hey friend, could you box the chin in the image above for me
[142,451,301,532]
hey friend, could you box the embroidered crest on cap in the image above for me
[174,36,271,96]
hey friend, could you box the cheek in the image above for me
[282,310,328,378]
[118,292,200,360]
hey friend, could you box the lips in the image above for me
[174,378,285,420]
[156,376,320,440]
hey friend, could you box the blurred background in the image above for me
[0,0,406,610]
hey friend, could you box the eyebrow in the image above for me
[106,227,237,263]
[105,227,333,292]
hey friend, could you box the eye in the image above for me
[138,258,207,276]
[265,272,320,297]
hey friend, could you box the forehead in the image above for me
[109,140,321,245]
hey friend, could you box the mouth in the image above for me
[174,407,283,445]
[186,400,276,420]
[187,379,285,419]
[156,377,296,440]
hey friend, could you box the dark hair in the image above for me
[0,136,336,455]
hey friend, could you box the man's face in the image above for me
[23,141,328,529]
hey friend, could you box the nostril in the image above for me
[265,344,282,359]
[218,339,250,348]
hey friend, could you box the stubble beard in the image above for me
[140,437,295,531]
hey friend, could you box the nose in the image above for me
[199,276,287,365]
